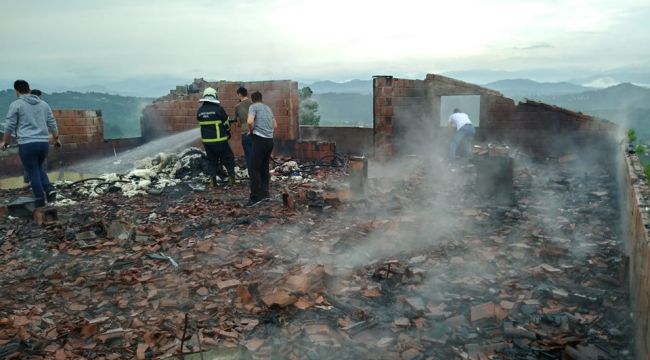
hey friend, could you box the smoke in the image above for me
[103,98,152,139]
[231,84,633,357]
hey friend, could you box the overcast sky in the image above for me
[1,0,649,88]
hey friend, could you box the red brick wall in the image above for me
[55,110,105,154]
[142,80,299,158]
[1,110,143,175]
[484,100,618,157]
[373,73,620,159]
[294,140,336,161]
[300,126,373,156]
[373,76,430,159]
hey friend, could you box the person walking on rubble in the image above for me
[196,87,238,186]
[448,108,475,162]
[246,91,277,207]
[1,80,61,207]
[22,89,49,185]
[234,87,253,170]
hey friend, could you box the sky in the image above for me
[1,0,649,94]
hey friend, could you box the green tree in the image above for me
[628,129,637,144]
[636,144,645,155]
[299,87,320,125]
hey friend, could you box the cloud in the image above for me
[0,0,648,87]
[514,43,554,50]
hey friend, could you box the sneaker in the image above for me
[244,198,263,208]
[46,191,57,203]
[35,198,46,208]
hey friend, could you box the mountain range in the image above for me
[307,78,650,131]
[300,79,373,95]
[483,79,593,98]
[1,76,648,140]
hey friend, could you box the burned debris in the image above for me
[0,144,634,359]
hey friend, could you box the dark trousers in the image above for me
[241,133,253,169]
[24,158,47,183]
[249,134,274,201]
[18,142,52,201]
[203,141,236,179]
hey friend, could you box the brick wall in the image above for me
[486,100,618,158]
[624,152,650,359]
[1,110,143,175]
[373,73,619,159]
[373,76,431,159]
[293,140,336,161]
[142,79,299,158]
[54,110,105,155]
[300,126,373,156]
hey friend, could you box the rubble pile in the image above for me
[0,152,633,359]
[59,149,328,199]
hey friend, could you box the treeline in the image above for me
[0,90,152,139]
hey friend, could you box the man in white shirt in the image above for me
[447,108,475,162]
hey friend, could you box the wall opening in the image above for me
[439,95,481,127]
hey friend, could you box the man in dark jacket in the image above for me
[197,87,238,186]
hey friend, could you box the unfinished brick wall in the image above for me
[300,126,373,156]
[142,79,300,158]
[55,110,104,153]
[624,152,650,359]
[373,76,430,159]
[489,100,618,157]
[293,140,336,161]
[1,110,143,175]
[374,74,619,159]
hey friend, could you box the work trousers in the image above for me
[203,141,236,180]
[249,134,274,201]
[449,124,475,161]
[18,142,52,202]
[241,133,253,169]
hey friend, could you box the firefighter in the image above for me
[197,87,238,186]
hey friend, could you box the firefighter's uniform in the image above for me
[197,87,237,185]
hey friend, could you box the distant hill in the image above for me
[535,83,650,139]
[301,80,373,126]
[443,67,650,88]
[313,93,372,127]
[485,79,593,98]
[303,79,373,94]
[0,76,188,98]
[0,90,152,139]
[570,70,650,88]
[538,83,650,110]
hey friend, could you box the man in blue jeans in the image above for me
[22,89,48,185]
[448,108,476,162]
[1,80,61,207]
